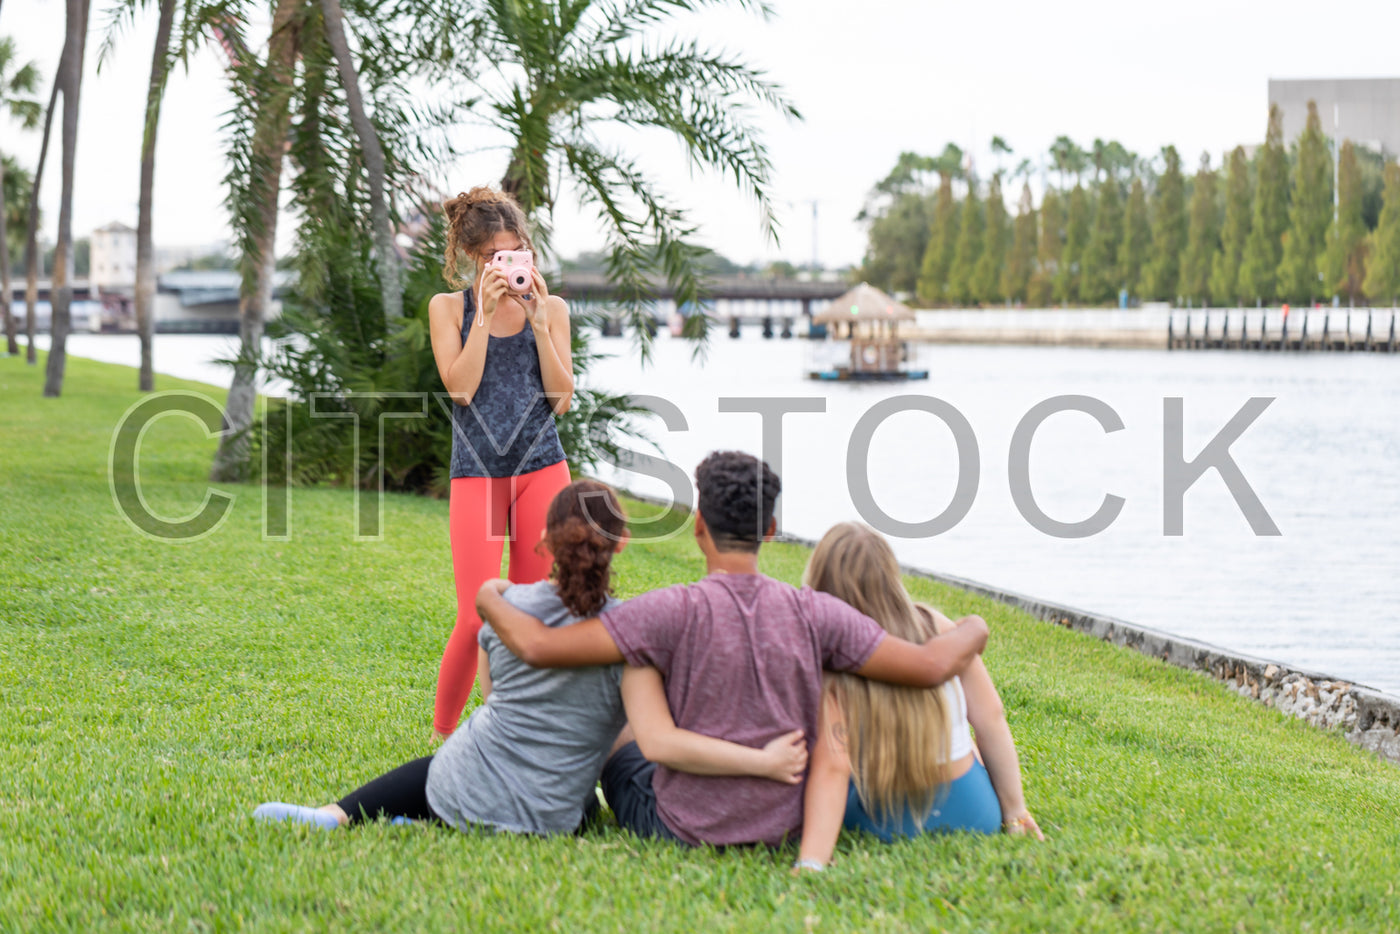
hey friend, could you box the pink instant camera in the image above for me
[491,250,534,293]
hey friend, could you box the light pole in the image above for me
[1333,103,1341,225]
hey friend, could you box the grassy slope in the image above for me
[2,352,1398,933]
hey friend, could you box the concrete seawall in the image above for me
[902,327,1165,349]
[611,486,1400,765]
[904,308,1169,349]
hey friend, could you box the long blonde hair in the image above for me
[803,522,952,823]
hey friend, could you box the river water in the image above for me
[34,332,1400,695]
[584,334,1400,697]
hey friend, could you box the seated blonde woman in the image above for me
[795,522,1043,870]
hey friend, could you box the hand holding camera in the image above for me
[491,250,534,296]
[486,250,552,334]
[477,249,535,325]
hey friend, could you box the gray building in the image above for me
[1268,78,1400,155]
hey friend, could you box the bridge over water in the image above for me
[552,273,850,338]
[555,273,845,314]
[10,273,850,336]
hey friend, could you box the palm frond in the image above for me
[0,39,44,131]
[218,59,263,296]
[189,0,252,68]
[490,85,555,218]
[587,0,773,47]
[94,0,146,71]
[561,138,714,358]
[7,96,42,129]
[555,42,795,242]
[9,59,42,97]
[554,0,595,44]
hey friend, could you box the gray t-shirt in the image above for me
[424,581,625,835]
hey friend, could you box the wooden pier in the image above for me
[1168,308,1398,353]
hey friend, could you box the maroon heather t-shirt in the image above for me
[599,573,886,846]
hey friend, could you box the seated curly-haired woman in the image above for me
[252,479,806,836]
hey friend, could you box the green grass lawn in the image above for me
[3,351,1398,933]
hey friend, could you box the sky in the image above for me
[5,0,1400,269]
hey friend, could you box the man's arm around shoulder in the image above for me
[475,580,623,668]
[855,614,988,688]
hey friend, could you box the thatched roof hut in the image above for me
[813,283,915,324]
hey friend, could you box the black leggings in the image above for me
[335,754,602,831]
[336,756,446,826]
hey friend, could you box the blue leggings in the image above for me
[843,759,1002,841]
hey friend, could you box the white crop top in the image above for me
[940,676,976,762]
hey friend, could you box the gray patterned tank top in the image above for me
[449,290,567,478]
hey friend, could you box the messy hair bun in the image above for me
[442,186,534,288]
[540,480,628,618]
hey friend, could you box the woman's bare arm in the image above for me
[796,693,851,870]
[429,270,511,406]
[854,615,988,688]
[526,269,574,414]
[429,291,487,405]
[923,605,1044,840]
[621,667,807,783]
[960,657,1042,838]
[476,581,623,667]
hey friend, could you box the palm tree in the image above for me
[935,143,965,176]
[1,155,33,250]
[467,0,797,347]
[104,0,179,391]
[1101,140,1134,184]
[210,0,793,481]
[1090,137,1107,184]
[1049,135,1087,190]
[0,36,41,357]
[43,0,91,397]
[990,135,1012,176]
[318,0,401,324]
[929,142,965,201]
[208,0,302,481]
[99,0,252,390]
[135,0,177,391]
[209,0,451,481]
[20,43,61,366]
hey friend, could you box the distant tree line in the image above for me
[860,103,1400,308]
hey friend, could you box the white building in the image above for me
[90,221,137,291]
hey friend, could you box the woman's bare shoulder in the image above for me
[428,291,466,327]
[429,290,465,312]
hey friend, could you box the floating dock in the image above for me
[807,368,929,381]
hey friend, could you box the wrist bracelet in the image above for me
[793,858,825,872]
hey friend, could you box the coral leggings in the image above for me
[433,460,571,736]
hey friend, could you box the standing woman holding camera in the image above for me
[427,187,573,738]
